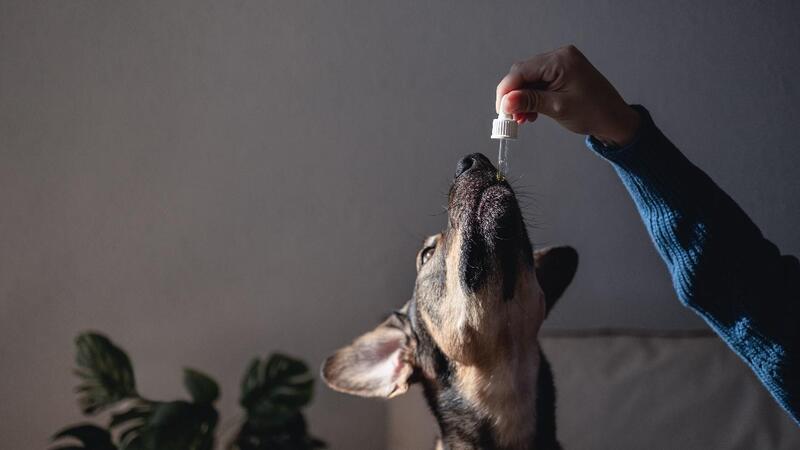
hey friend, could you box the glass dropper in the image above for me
[490,113,518,181]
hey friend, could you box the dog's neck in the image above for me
[411,273,560,450]
[419,335,559,450]
[455,342,542,448]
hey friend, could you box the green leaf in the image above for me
[183,368,220,404]
[239,353,313,426]
[51,424,117,450]
[110,404,151,429]
[233,354,324,450]
[113,401,217,450]
[118,424,146,450]
[106,401,218,450]
[231,414,326,450]
[147,401,218,450]
[74,332,137,414]
[109,399,218,450]
[107,402,153,450]
[118,434,146,450]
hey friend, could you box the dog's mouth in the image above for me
[448,153,533,300]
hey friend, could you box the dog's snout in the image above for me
[454,156,475,178]
[455,153,494,178]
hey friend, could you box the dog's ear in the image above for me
[321,310,416,399]
[534,246,578,317]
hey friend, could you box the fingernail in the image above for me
[500,96,514,114]
[501,94,521,115]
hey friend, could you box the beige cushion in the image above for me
[387,331,799,449]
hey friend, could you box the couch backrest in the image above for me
[387,330,799,449]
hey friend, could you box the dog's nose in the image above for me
[455,156,475,178]
[455,153,493,178]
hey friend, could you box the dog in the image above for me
[322,153,578,449]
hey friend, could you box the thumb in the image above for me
[501,89,559,118]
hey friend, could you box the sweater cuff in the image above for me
[584,105,656,166]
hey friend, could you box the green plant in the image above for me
[51,332,325,450]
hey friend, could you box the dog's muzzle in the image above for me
[448,153,529,300]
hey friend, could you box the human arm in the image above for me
[496,46,800,424]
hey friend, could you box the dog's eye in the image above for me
[420,246,435,265]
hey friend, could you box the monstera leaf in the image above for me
[51,424,117,450]
[74,333,137,414]
[109,401,218,450]
[183,368,220,404]
[109,403,153,450]
[240,353,313,426]
[53,332,323,450]
[231,413,325,450]
[232,354,324,449]
[146,401,218,450]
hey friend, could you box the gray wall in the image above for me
[2,1,799,448]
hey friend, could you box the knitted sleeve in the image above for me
[586,105,799,425]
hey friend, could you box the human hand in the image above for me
[496,45,640,147]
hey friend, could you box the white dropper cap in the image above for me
[491,113,518,140]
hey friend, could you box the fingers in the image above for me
[496,71,525,113]
[501,89,535,114]
[500,89,557,118]
[495,53,552,113]
[515,112,538,124]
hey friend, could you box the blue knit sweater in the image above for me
[586,105,799,426]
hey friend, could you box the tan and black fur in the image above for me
[322,153,578,449]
